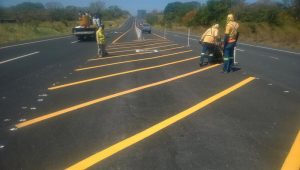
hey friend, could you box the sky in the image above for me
[0,0,255,15]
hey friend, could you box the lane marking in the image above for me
[109,44,178,54]
[71,41,79,44]
[15,64,219,128]
[76,50,192,71]
[0,36,72,50]
[65,77,255,170]
[50,56,199,90]
[153,33,166,39]
[281,130,300,170]
[133,38,162,41]
[0,51,40,65]
[236,48,245,52]
[107,41,171,51]
[108,40,170,48]
[112,29,131,44]
[88,46,185,61]
[268,56,279,60]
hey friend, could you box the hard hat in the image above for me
[213,24,219,28]
[227,14,234,22]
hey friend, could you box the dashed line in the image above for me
[15,64,219,128]
[65,77,255,170]
[71,41,79,44]
[0,51,40,65]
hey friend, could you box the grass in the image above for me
[153,22,300,50]
[0,17,127,44]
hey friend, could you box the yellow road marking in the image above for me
[50,56,199,90]
[109,44,178,54]
[281,130,300,170]
[15,65,219,129]
[88,46,185,61]
[112,29,131,44]
[107,41,171,51]
[133,38,162,41]
[76,50,192,71]
[153,33,166,39]
[65,77,255,170]
[109,39,169,47]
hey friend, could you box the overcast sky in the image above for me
[0,0,256,15]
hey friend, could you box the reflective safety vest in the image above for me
[201,27,219,44]
[96,29,105,44]
[225,21,239,43]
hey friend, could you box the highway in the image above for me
[0,17,299,169]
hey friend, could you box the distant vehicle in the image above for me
[142,23,151,34]
[72,14,98,40]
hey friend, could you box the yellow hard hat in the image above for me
[213,24,219,28]
[227,14,234,22]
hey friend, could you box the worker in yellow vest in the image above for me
[223,14,239,73]
[96,24,108,57]
[199,24,220,66]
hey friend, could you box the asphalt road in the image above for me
[0,17,299,170]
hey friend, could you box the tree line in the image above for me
[146,0,300,27]
[0,1,129,23]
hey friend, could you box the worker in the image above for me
[223,14,239,73]
[96,24,108,57]
[199,24,220,66]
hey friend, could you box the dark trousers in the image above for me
[223,42,235,72]
[98,44,107,57]
[200,42,216,64]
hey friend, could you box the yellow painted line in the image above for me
[76,50,192,71]
[109,44,178,54]
[281,130,300,170]
[65,77,255,170]
[109,39,169,47]
[88,46,185,61]
[112,29,131,44]
[153,33,166,39]
[107,41,171,51]
[133,38,162,41]
[50,56,199,90]
[15,64,219,129]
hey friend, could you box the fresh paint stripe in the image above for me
[109,44,178,54]
[88,46,185,61]
[281,131,300,170]
[108,40,170,48]
[112,29,131,44]
[0,51,40,64]
[50,56,199,90]
[15,64,219,128]
[71,41,79,44]
[107,41,171,50]
[65,77,255,170]
[76,50,192,71]
[153,33,166,39]
[0,36,72,50]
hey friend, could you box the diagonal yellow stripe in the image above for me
[88,46,185,61]
[281,130,300,170]
[65,77,255,170]
[15,64,219,129]
[76,50,192,71]
[112,29,131,44]
[107,41,171,50]
[49,56,199,90]
[108,44,178,54]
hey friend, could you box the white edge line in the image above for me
[0,51,40,64]
[0,36,72,50]
[161,30,300,55]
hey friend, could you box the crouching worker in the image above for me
[96,24,108,57]
[199,24,220,66]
